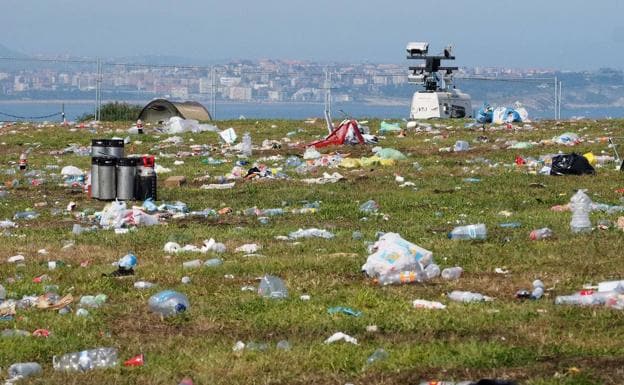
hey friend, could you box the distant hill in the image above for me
[113,54,225,67]
[0,43,27,58]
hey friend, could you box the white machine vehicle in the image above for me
[406,42,472,120]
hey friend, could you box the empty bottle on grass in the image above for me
[531,280,545,299]
[53,347,118,372]
[378,270,426,285]
[529,228,553,240]
[441,267,463,280]
[366,348,389,364]
[8,362,42,379]
[555,289,622,306]
[424,263,441,279]
[570,189,592,233]
[448,290,493,303]
[241,132,252,157]
[148,290,189,317]
[258,275,288,299]
[448,224,487,240]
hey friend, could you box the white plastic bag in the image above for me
[361,233,433,277]
[99,201,127,229]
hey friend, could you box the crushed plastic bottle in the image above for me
[366,348,389,365]
[53,347,118,372]
[424,263,441,279]
[183,259,203,269]
[377,270,427,285]
[554,289,621,306]
[448,290,493,303]
[288,228,334,239]
[13,211,39,220]
[441,267,463,280]
[359,200,380,214]
[8,362,42,379]
[570,189,592,233]
[448,224,487,240]
[276,340,291,350]
[117,253,137,270]
[529,228,553,240]
[1,329,30,337]
[148,290,189,317]
[284,156,302,168]
[258,275,288,299]
[241,132,252,157]
[531,280,545,299]
[134,281,156,289]
[204,258,223,267]
[79,294,108,308]
[0,284,6,300]
[453,140,470,152]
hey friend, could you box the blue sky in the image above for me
[2,0,623,69]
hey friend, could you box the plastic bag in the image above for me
[550,153,595,176]
[372,148,407,160]
[361,233,433,277]
[99,201,127,228]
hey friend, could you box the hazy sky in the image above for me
[2,0,623,70]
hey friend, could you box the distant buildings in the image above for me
[0,58,586,107]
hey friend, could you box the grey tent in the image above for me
[137,99,212,123]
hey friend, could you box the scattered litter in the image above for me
[324,332,358,345]
[412,299,446,309]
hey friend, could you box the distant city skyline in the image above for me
[1,0,623,71]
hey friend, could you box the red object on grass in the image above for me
[306,119,366,149]
[124,354,145,367]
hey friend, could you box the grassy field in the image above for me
[1,118,624,385]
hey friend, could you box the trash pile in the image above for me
[3,117,624,384]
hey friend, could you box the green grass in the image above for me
[1,118,624,384]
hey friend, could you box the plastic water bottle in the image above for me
[529,228,553,240]
[448,224,487,240]
[570,189,592,233]
[448,290,492,303]
[182,259,203,269]
[0,284,6,300]
[242,132,252,157]
[530,279,545,298]
[53,347,118,372]
[134,281,156,289]
[117,253,137,270]
[79,294,107,308]
[148,290,189,317]
[19,152,28,170]
[204,258,223,267]
[441,267,463,280]
[424,263,441,279]
[258,275,288,299]
[377,270,426,285]
[8,362,42,379]
[366,348,389,364]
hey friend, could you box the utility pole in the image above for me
[558,80,562,120]
[211,67,217,120]
[554,76,558,120]
[324,67,333,133]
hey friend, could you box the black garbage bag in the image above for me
[472,380,517,385]
[550,153,595,176]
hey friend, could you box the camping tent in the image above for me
[306,119,367,148]
[137,99,212,123]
